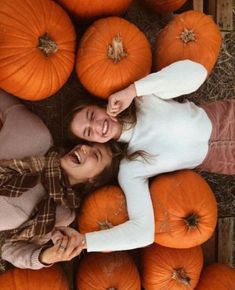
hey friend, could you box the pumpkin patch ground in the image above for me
[0,0,234,288]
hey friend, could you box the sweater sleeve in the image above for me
[1,241,51,270]
[0,89,22,121]
[85,172,155,252]
[134,60,207,99]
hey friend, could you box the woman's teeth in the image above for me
[102,120,108,135]
[74,150,81,164]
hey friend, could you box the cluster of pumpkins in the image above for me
[0,0,221,101]
[0,0,233,289]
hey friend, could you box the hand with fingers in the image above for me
[107,84,137,117]
[39,227,86,265]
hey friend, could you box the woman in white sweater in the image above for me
[65,60,234,252]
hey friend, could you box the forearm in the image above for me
[84,176,155,252]
[1,241,50,270]
[134,60,208,99]
[85,216,154,252]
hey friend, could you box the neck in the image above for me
[114,123,123,140]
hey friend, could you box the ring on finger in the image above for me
[60,245,67,250]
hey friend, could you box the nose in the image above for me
[93,119,103,136]
[80,145,91,155]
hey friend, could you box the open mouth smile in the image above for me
[69,148,82,164]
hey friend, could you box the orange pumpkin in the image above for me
[0,0,76,101]
[150,170,217,248]
[141,244,203,290]
[76,17,152,99]
[57,0,133,20]
[144,0,187,13]
[76,252,141,290]
[77,185,128,233]
[155,10,222,74]
[195,263,235,290]
[0,265,69,290]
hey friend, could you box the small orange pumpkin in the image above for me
[77,185,128,233]
[150,170,217,248]
[141,244,203,290]
[155,10,222,74]
[76,252,141,290]
[0,265,69,290]
[144,0,187,13]
[195,263,235,290]
[0,0,76,101]
[76,16,152,99]
[57,0,133,20]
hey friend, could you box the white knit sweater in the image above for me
[86,60,211,251]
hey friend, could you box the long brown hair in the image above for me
[65,96,150,161]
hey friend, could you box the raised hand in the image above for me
[39,227,86,265]
[107,84,137,117]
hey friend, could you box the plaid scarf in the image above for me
[0,150,81,242]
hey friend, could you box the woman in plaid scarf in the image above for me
[0,90,121,269]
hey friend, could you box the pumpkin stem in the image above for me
[172,268,191,286]
[184,213,199,229]
[107,35,128,63]
[38,32,58,57]
[107,288,116,290]
[98,220,114,230]
[180,28,196,43]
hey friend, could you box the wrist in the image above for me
[39,248,52,266]
[128,84,137,100]
[81,234,87,249]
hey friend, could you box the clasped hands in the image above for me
[39,227,86,265]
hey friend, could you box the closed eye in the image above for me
[84,127,91,138]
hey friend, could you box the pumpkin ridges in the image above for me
[155,11,221,74]
[195,263,235,290]
[141,244,203,290]
[77,186,128,234]
[150,170,217,248]
[0,265,69,290]
[58,0,133,20]
[0,0,76,100]
[76,16,151,99]
[76,252,140,290]
[144,0,187,13]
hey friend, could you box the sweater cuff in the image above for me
[31,247,53,269]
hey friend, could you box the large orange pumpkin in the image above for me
[150,170,217,248]
[141,244,203,290]
[144,0,187,13]
[76,252,141,290]
[155,10,222,74]
[0,0,76,101]
[77,185,128,233]
[195,263,235,290]
[0,265,69,290]
[57,0,133,20]
[76,17,152,99]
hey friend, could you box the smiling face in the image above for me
[70,105,122,143]
[60,143,112,186]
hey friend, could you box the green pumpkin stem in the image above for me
[107,35,128,63]
[172,268,191,285]
[38,32,58,56]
